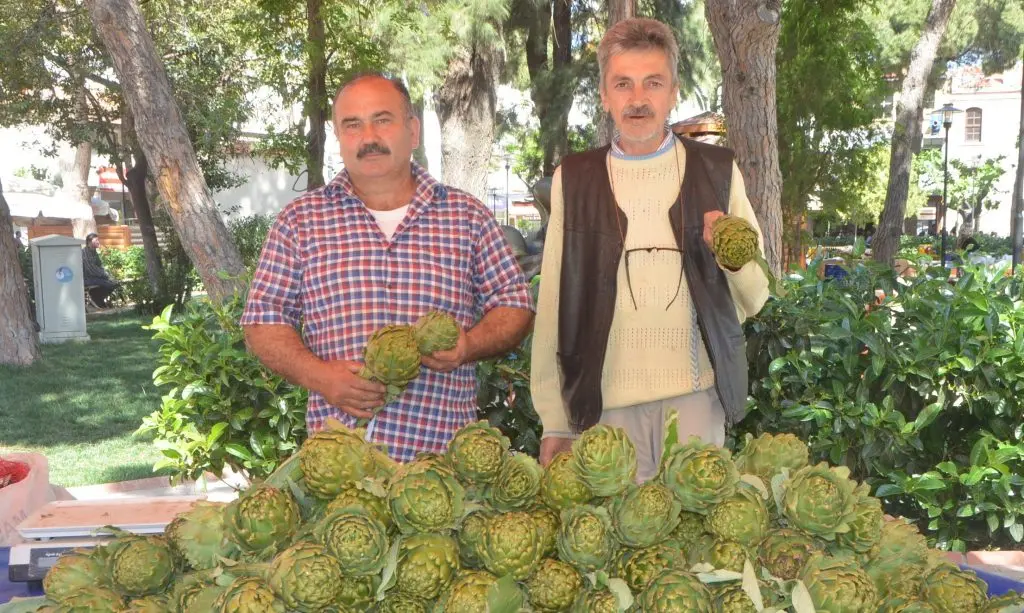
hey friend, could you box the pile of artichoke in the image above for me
[357,310,460,423]
[30,423,1024,612]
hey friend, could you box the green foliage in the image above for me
[741,262,1024,551]
[228,214,274,271]
[138,291,308,483]
[915,149,1008,231]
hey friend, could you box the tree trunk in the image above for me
[304,0,327,190]
[551,0,573,168]
[597,0,636,147]
[1012,49,1024,270]
[119,106,164,297]
[435,41,503,201]
[86,0,246,304]
[63,87,96,239]
[705,0,784,274]
[0,179,41,366]
[871,0,958,266]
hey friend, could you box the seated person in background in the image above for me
[82,232,120,308]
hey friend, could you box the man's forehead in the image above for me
[335,78,403,113]
[606,50,671,78]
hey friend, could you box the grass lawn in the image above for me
[0,311,171,487]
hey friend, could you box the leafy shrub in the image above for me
[228,214,273,270]
[740,260,1024,551]
[138,288,307,483]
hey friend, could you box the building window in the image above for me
[965,108,982,142]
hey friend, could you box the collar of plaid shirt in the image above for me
[323,161,446,212]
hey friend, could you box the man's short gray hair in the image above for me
[598,18,679,88]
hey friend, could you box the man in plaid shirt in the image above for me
[241,73,535,462]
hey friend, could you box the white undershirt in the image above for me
[367,204,410,240]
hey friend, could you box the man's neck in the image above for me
[351,166,416,211]
[614,128,671,157]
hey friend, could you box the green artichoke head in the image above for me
[571,424,638,497]
[374,592,429,613]
[556,505,618,573]
[42,548,108,602]
[363,324,422,386]
[704,484,770,547]
[668,510,710,552]
[56,585,127,611]
[636,570,714,613]
[799,553,879,613]
[526,558,584,613]
[540,451,594,511]
[395,533,461,601]
[326,482,393,533]
[106,535,176,598]
[734,432,809,486]
[614,543,688,593]
[781,462,859,540]
[336,574,378,611]
[436,570,500,613]
[714,584,759,613]
[267,542,344,611]
[835,482,884,554]
[165,500,238,571]
[610,481,682,548]
[299,428,377,499]
[866,518,933,601]
[446,420,510,485]
[457,509,493,569]
[481,511,545,580]
[699,539,752,573]
[412,310,460,354]
[314,509,390,576]
[570,588,620,613]
[660,437,740,514]
[226,485,301,558]
[213,577,285,613]
[388,457,466,534]
[711,214,759,270]
[921,565,988,613]
[488,452,543,511]
[757,528,819,581]
[530,506,561,559]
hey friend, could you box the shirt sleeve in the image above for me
[529,168,575,439]
[721,161,771,322]
[471,206,535,315]
[241,207,303,329]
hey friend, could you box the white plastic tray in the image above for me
[17,496,203,540]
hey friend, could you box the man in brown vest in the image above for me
[530,18,770,481]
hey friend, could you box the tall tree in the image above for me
[0,179,41,366]
[304,0,328,189]
[86,0,246,303]
[705,0,784,273]
[1013,54,1024,266]
[597,0,637,146]
[871,0,958,265]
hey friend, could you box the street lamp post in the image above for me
[937,103,962,269]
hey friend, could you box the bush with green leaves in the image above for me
[740,259,1024,551]
[138,289,307,483]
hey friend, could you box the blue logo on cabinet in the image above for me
[55,266,74,283]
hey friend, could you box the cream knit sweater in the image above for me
[531,139,770,439]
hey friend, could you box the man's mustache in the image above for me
[622,104,654,119]
[357,142,391,158]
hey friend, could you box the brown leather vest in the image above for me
[557,136,748,433]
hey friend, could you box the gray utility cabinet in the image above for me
[30,235,90,343]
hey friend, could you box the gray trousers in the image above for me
[599,389,726,483]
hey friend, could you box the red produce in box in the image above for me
[0,458,30,489]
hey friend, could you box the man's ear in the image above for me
[410,116,422,151]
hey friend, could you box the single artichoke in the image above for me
[375,592,429,613]
[446,420,509,485]
[571,424,637,497]
[609,481,682,548]
[526,558,583,613]
[412,310,460,354]
[362,324,422,388]
[668,510,709,552]
[614,543,688,592]
[714,584,759,613]
[734,432,809,487]
[570,589,620,613]
[800,553,879,613]
[172,577,228,613]
[457,509,493,569]
[921,565,988,613]
[395,534,461,601]
[54,585,127,611]
[540,451,593,511]
[106,535,176,597]
[480,511,544,580]
[660,437,740,514]
[267,542,344,612]
[781,462,859,540]
[698,538,752,573]
[757,528,819,581]
[214,577,285,613]
[299,428,377,500]
[164,500,238,570]
[635,570,714,613]
[867,519,933,601]
[710,214,759,270]
[226,485,301,558]
[336,574,378,611]
[436,570,500,613]
[314,509,389,576]
[531,506,561,559]
[326,483,393,533]
[42,548,107,602]
[388,456,466,534]
[704,485,770,547]
[835,482,884,553]
[488,452,543,511]
[556,505,617,573]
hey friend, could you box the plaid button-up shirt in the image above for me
[241,163,534,461]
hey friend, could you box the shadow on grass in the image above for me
[0,313,164,448]
[94,461,174,485]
